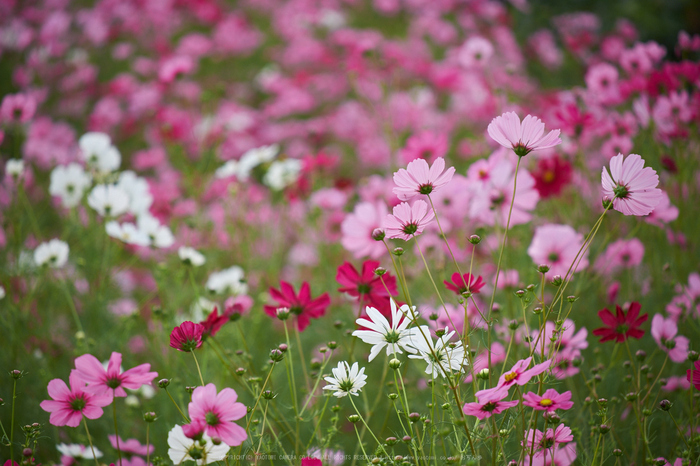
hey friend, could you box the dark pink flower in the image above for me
[170,321,204,352]
[687,361,700,390]
[523,389,574,412]
[384,200,435,241]
[462,386,518,420]
[487,112,561,157]
[443,272,485,295]
[497,357,551,388]
[392,157,455,201]
[188,383,247,447]
[523,424,574,459]
[593,302,647,343]
[40,372,112,427]
[263,281,331,332]
[336,260,397,308]
[301,459,323,466]
[398,131,448,165]
[73,352,157,398]
[199,307,229,340]
[602,153,663,216]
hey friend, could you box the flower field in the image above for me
[1,0,699,465]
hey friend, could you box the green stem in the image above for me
[146,423,151,466]
[164,387,190,423]
[192,351,205,386]
[83,419,100,466]
[113,398,122,466]
[61,281,84,335]
[10,379,16,464]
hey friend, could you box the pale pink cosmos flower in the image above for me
[384,200,435,241]
[602,153,663,216]
[40,372,112,427]
[341,201,387,259]
[487,112,561,157]
[645,191,679,227]
[524,442,577,466]
[497,357,551,388]
[594,238,645,275]
[523,389,574,412]
[523,424,574,459]
[188,383,247,447]
[392,157,455,201]
[108,436,154,456]
[527,224,588,279]
[73,352,158,399]
[651,314,689,363]
[462,386,518,420]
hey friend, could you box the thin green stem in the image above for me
[83,419,100,466]
[10,379,16,464]
[192,351,205,386]
[164,387,189,423]
[113,398,123,466]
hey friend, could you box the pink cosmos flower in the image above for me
[384,200,435,241]
[651,314,689,363]
[187,383,247,447]
[527,224,588,279]
[462,386,518,420]
[497,357,551,388]
[108,436,154,456]
[487,112,562,157]
[443,272,485,296]
[263,281,331,332]
[523,389,574,412]
[40,372,112,427]
[392,157,455,201]
[73,352,157,398]
[602,153,663,216]
[688,361,700,390]
[301,459,323,466]
[170,321,204,352]
[341,201,388,259]
[398,131,448,164]
[523,424,574,459]
[0,93,37,123]
[524,442,577,466]
[594,238,645,275]
[336,260,398,308]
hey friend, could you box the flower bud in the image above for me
[386,437,397,445]
[408,412,421,423]
[543,412,560,423]
[613,449,623,457]
[689,350,699,362]
[659,399,672,411]
[393,247,404,256]
[235,367,246,376]
[372,228,385,241]
[441,403,451,410]
[550,275,563,286]
[185,386,195,394]
[477,368,490,380]
[211,437,222,445]
[276,307,290,320]
[599,424,610,434]
[374,267,386,276]
[262,390,276,400]
[461,290,472,299]
[394,456,404,462]
[635,350,646,361]
[158,379,170,389]
[514,289,526,298]
[499,429,508,437]
[388,393,399,400]
[327,341,337,349]
[371,458,380,465]
[331,405,341,412]
[625,392,638,401]
[468,235,481,244]
[435,328,446,337]
[348,414,360,423]
[537,264,550,274]
[526,284,536,292]
[533,307,543,315]
[663,339,677,350]
[22,448,32,457]
[429,313,439,321]
[389,358,402,370]
[597,398,608,407]
[567,295,578,303]
[402,435,412,443]
[508,320,519,330]
[642,408,652,416]
[10,370,23,380]
[602,197,613,209]
[143,412,157,422]
[269,349,284,362]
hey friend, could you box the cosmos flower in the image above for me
[40,372,112,427]
[187,383,247,447]
[384,200,435,241]
[392,157,455,201]
[323,361,367,397]
[462,386,518,420]
[601,153,663,216]
[263,281,330,332]
[593,302,648,343]
[487,112,561,157]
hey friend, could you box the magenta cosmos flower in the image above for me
[263,281,331,331]
[527,224,588,279]
[170,321,204,352]
[523,389,574,412]
[443,272,485,295]
[487,112,561,157]
[523,424,574,458]
[392,157,455,201]
[73,352,157,398]
[108,435,154,456]
[384,200,435,241]
[593,302,648,343]
[462,386,518,420]
[187,383,247,447]
[602,153,663,216]
[497,357,551,388]
[688,361,700,391]
[651,314,689,363]
[336,260,397,308]
[40,372,112,427]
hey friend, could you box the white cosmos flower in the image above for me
[79,132,121,174]
[215,159,238,179]
[57,443,103,459]
[323,361,367,398]
[236,144,279,181]
[106,221,150,246]
[179,246,206,266]
[5,159,24,177]
[49,163,92,208]
[137,213,174,248]
[87,184,129,217]
[352,298,427,362]
[206,266,248,296]
[408,328,468,378]
[263,158,302,191]
[167,424,229,465]
[34,239,69,268]
[117,170,153,215]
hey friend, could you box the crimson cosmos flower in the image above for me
[336,260,397,308]
[443,272,485,295]
[592,302,648,343]
[264,281,331,331]
[170,321,204,352]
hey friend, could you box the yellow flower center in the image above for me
[539,398,553,407]
[504,372,518,383]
